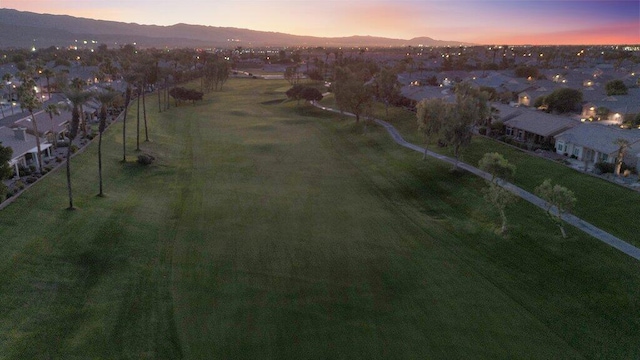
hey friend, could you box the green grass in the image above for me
[0,79,639,359]
[320,94,640,245]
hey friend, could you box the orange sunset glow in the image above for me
[3,0,639,45]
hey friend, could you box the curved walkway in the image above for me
[313,102,640,262]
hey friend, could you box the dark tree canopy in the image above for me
[300,87,323,102]
[514,66,539,79]
[605,80,628,96]
[540,88,583,113]
[169,87,204,104]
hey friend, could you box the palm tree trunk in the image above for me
[157,80,162,113]
[30,111,43,173]
[80,105,87,139]
[66,144,74,210]
[136,87,141,151]
[122,89,130,162]
[98,131,104,196]
[142,85,149,142]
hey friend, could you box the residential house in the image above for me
[0,126,52,178]
[503,109,579,146]
[554,123,640,167]
[11,106,70,144]
[581,88,640,124]
[401,85,456,103]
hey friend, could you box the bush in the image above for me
[70,144,79,153]
[595,162,615,174]
[478,126,487,135]
[15,180,25,190]
[137,153,155,166]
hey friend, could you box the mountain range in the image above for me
[0,8,470,49]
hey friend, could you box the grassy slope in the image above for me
[0,79,638,359]
[321,95,640,245]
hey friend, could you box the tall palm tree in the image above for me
[136,80,141,151]
[44,103,61,147]
[3,73,15,115]
[18,78,44,173]
[121,87,132,162]
[95,89,120,197]
[41,68,54,100]
[614,138,629,177]
[63,88,92,210]
[70,77,89,138]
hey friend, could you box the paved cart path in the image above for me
[313,102,640,261]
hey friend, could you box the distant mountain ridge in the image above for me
[0,8,471,48]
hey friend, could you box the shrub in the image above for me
[595,162,615,174]
[478,126,487,135]
[70,144,79,153]
[137,153,155,166]
[15,180,25,190]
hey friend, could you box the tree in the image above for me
[122,87,132,162]
[478,153,517,234]
[333,67,373,123]
[168,87,203,105]
[478,152,516,181]
[605,80,628,96]
[18,78,44,174]
[374,67,401,116]
[535,179,576,238]
[44,104,61,147]
[514,66,539,79]
[284,65,301,85]
[41,68,55,100]
[285,84,305,105]
[95,89,120,197]
[442,83,491,168]
[542,88,583,113]
[63,88,92,210]
[614,138,629,176]
[299,87,323,103]
[3,73,15,115]
[416,98,448,159]
[0,143,12,200]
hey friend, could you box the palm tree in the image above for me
[18,78,44,173]
[63,88,92,210]
[121,72,138,161]
[95,89,120,197]
[614,138,629,176]
[41,68,54,100]
[70,77,89,138]
[3,73,15,115]
[136,80,141,151]
[44,103,61,147]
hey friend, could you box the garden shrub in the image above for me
[137,153,155,165]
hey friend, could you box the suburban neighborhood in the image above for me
[1,4,640,359]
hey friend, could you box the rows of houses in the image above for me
[401,67,640,173]
[0,96,105,179]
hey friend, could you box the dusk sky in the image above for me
[3,0,639,45]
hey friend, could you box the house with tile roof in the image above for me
[0,126,52,178]
[11,104,70,145]
[554,123,640,168]
[581,88,640,124]
[502,108,580,146]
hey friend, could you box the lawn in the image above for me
[0,78,639,359]
[320,94,640,245]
